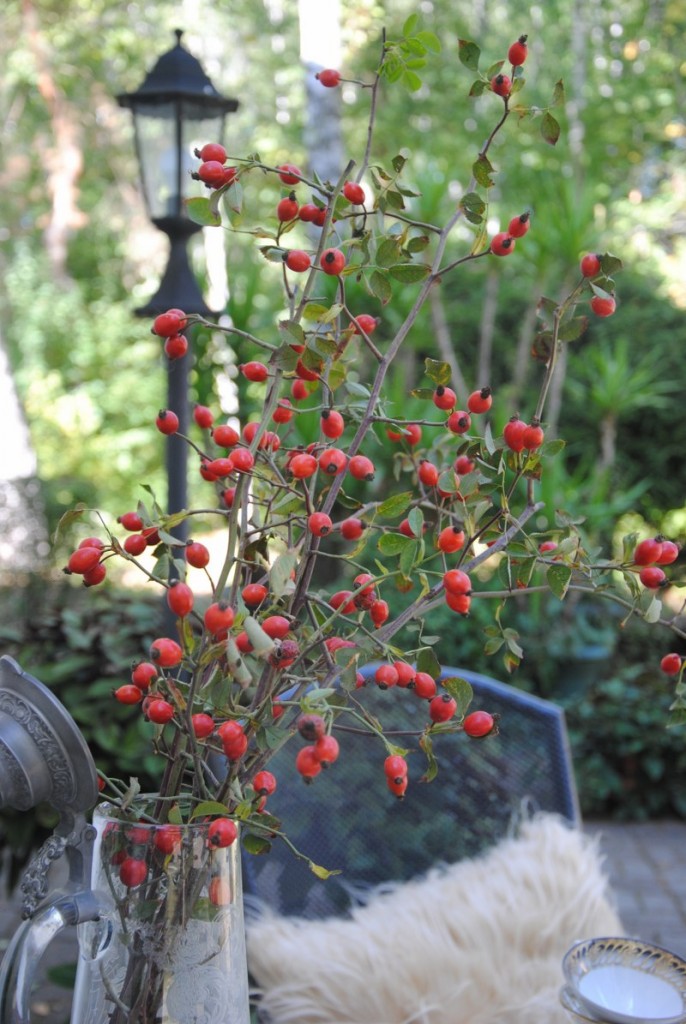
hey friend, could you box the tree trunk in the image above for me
[299,0,343,185]
[22,0,87,281]
[477,269,499,389]
[0,328,49,577]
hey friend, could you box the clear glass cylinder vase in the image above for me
[71,804,250,1024]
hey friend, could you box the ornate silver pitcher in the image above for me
[0,654,100,1022]
[0,655,250,1024]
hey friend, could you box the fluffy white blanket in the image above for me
[246,814,623,1024]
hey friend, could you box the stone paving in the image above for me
[0,820,684,1023]
[584,819,686,958]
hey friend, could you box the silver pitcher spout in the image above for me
[0,656,100,1023]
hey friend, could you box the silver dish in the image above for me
[562,937,686,1024]
[560,984,607,1022]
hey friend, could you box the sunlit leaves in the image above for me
[381,15,441,92]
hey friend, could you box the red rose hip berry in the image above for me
[316,68,341,88]
[320,248,346,275]
[580,253,602,277]
[507,35,528,66]
[467,387,492,414]
[639,566,666,589]
[343,181,365,205]
[429,693,458,723]
[285,249,311,272]
[149,638,183,668]
[660,653,682,676]
[155,409,179,435]
[508,212,530,238]
[463,710,495,737]
[591,295,616,317]
[207,818,238,848]
[490,232,515,256]
[277,163,301,185]
[491,74,512,97]
[119,857,148,888]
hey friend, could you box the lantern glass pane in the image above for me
[132,100,226,221]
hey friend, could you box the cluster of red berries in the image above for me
[380,706,496,800]
[192,142,238,190]
[190,146,371,284]
[632,535,679,591]
[580,252,617,317]
[106,815,238,894]
[294,713,341,781]
[489,34,528,100]
[490,211,531,259]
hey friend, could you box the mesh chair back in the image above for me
[242,667,580,918]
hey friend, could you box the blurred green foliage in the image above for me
[0,581,163,889]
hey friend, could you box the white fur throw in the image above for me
[246,814,622,1024]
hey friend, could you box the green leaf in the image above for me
[442,676,473,717]
[270,550,298,598]
[558,316,589,342]
[376,236,402,267]
[469,79,487,98]
[221,179,243,217]
[552,79,565,107]
[473,154,495,188]
[416,30,441,52]
[407,234,431,253]
[385,190,406,210]
[547,563,572,600]
[260,245,285,263]
[408,507,424,538]
[399,540,419,576]
[303,303,329,320]
[243,833,272,855]
[599,252,624,276]
[378,491,413,517]
[309,860,340,879]
[369,269,393,305]
[484,636,505,655]
[416,645,441,679]
[541,438,566,457]
[53,504,89,545]
[643,596,663,624]
[424,357,452,386]
[243,615,277,657]
[389,263,431,283]
[185,196,221,227]
[190,801,231,820]
[346,380,371,398]
[278,320,306,346]
[458,39,481,72]
[402,13,419,36]
[555,509,586,528]
[541,111,561,146]
[485,60,505,78]
[419,730,438,782]
[402,69,423,92]
[590,282,615,300]
[378,533,414,555]
[459,191,486,222]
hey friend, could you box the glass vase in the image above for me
[71,804,250,1024]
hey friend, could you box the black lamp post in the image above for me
[117,30,238,536]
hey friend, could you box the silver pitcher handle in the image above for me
[0,814,99,1024]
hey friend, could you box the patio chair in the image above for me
[241,666,580,919]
